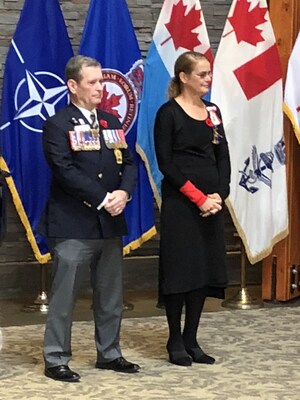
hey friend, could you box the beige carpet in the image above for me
[0,307,300,400]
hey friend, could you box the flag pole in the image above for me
[23,263,49,313]
[222,236,264,310]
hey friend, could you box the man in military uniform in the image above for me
[42,55,139,382]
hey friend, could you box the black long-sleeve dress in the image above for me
[154,99,231,297]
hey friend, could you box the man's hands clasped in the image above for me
[104,190,128,217]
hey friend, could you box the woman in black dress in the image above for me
[154,51,231,366]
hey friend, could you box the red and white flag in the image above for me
[211,0,288,264]
[284,30,300,144]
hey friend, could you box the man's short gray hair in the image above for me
[65,55,101,83]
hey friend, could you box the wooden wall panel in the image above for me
[262,0,300,301]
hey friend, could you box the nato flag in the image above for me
[0,0,73,263]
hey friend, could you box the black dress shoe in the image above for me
[96,357,140,373]
[186,347,215,364]
[166,341,192,366]
[45,365,81,382]
[168,350,192,366]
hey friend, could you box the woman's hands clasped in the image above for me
[199,193,222,217]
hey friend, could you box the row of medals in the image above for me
[69,123,126,164]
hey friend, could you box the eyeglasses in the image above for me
[197,71,213,79]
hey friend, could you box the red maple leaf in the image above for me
[161,1,202,50]
[227,0,268,45]
[234,44,282,100]
[97,85,122,119]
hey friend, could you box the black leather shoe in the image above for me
[167,340,192,366]
[96,357,140,373]
[167,349,192,366]
[44,365,80,382]
[186,347,215,364]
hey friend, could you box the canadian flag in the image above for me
[211,0,289,263]
[284,30,300,144]
[137,0,213,205]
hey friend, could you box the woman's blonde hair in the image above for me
[168,51,209,99]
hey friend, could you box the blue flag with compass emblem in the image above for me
[79,0,157,254]
[0,0,73,263]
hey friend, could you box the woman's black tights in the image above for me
[163,289,206,351]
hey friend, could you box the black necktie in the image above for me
[90,112,98,129]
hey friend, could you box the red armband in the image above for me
[179,180,207,207]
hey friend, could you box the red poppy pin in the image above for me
[205,118,214,127]
[99,119,108,128]
[205,114,222,145]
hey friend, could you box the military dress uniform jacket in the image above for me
[42,103,136,240]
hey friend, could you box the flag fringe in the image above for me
[283,102,300,145]
[123,225,157,256]
[136,143,162,209]
[225,198,289,265]
[0,154,158,260]
[0,156,51,264]
[0,152,157,261]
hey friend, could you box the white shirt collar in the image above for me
[72,103,97,124]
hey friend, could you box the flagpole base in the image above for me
[123,301,134,311]
[222,288,264,310]
[22,291,49,314]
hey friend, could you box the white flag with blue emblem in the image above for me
[284,30,300,144]
[211,0,288,263]
[0,0,73,263]
[136,0,213,206]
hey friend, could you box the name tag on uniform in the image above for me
[69,124,100,151]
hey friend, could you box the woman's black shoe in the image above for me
[186,347,215,364]
[166,341,192,366]
[168,349,192,366]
